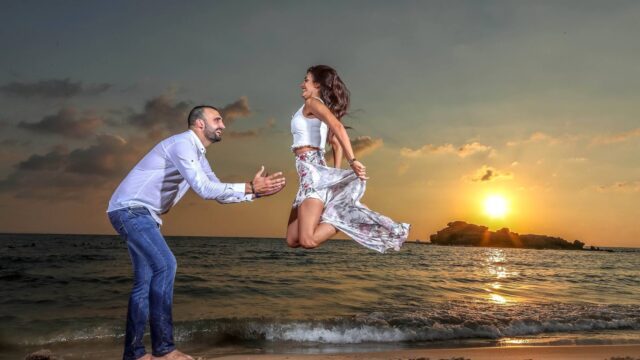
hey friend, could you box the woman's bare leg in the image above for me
[286,207,301,248]
[298,198,337,249]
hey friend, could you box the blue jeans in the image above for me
[108,206,177,360]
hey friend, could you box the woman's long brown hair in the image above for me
[307,65,350,119]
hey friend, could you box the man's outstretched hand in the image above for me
[250,166,286,197]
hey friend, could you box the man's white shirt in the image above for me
[107,130,252,225]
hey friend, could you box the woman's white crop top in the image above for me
[290,99,328,151]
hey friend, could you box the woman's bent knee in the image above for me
[286,235,301,248]
[299,234,318,249]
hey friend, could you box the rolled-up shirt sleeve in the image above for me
[164,140,252,203]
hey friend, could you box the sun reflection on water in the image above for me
[490,293,508,304]
[485,249,516,305]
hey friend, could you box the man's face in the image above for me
[200,109,225,143]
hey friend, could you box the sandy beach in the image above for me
[213,345,640,360]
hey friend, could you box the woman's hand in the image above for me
[350,160,368,180]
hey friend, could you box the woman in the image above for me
[286,65,410,253]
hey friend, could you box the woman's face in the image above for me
[300,72,320,99]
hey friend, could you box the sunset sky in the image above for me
[0,1,638,247]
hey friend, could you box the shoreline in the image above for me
[213,344,640,360]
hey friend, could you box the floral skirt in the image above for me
[292,149,410,253]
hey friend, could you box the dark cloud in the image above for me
[0,78,111,98]
[66,134,145,176]
[0,138,31,148]
[480,170,493,181]
[128,95,191,137]
[221,96,251,125]
[0,138,32,165]
[351,136,384,157]
[11,134,144,176]
[127,95,254,140]
[325,136,383,163]
[0,134,150,200]
[466,165,514,182]
[16,145,69,171]
[0,168,109,201]
[18,107,104,138]
[1,95,257,201]
[596,181,640,193]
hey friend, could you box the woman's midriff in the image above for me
[293,146,320,156]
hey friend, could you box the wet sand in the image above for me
[212,344,640,360]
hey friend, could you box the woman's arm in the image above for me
[328,131,343,168]
[306,99,367,179]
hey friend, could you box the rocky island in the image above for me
[429,221,592,250]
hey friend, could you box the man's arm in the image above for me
[203,165,254,203]
[165,140,250,203]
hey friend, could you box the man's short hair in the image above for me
[187,105,220,127]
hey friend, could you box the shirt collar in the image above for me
[187,129,206,155]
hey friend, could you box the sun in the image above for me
[484,195,508,218]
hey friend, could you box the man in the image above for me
[107,105,285,360]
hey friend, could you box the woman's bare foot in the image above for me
[152,349,194,360]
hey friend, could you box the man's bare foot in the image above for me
[136,355,152,360]
[152,349,194,360]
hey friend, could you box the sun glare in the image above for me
[484,195,508,218]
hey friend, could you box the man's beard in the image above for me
[204,123,222,143]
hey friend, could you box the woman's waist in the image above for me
[291,130,326,152]
[292,145,325,156]
[293,147,327,166]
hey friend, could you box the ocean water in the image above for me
[1,234,639,359]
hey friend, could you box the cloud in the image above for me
[16,145,69,171]
[18,107,104,138]
[127,95,254,140]
[0,78,111,98]
[595,181,640,193]
[128,95,191,138]
[591,128,640,145]
[351,136,384,157]
[325,136,383,163]
[65,134,147,176]
[506,132,579,147]
[0,138,31,148]
[1,95,260,201]
[506,132,541,146]
[465,165,514,182]
[12,134,144,177]
[221,96,251,125]
[0,138,33,165]
[0,134,150,200]
[0,166,112,201]
[401,141,493,158]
